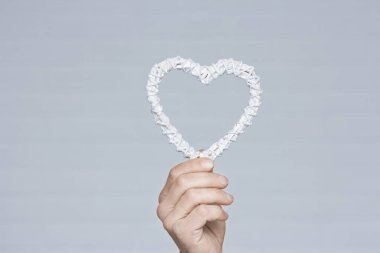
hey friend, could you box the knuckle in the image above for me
[169,167,179,181]
[156,205,164,220]
[185,188,198,202]
[158,191,165,203]
[175,174,188,189]
[156,205,161,218]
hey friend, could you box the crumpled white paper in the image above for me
[146,56,263,160]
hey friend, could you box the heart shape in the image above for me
[146,56,263,160]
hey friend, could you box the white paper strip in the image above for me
[146,56,263,160]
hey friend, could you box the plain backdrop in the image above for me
[1,0,379,252]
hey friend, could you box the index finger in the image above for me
[158,157,214,203]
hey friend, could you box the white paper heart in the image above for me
[146,56,263,160]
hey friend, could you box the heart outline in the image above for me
[146,56,262,160]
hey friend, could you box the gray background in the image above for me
[0,0,379,252]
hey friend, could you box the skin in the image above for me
[156,157,234,253]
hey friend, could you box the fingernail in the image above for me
[226,193,234,201]
[201,158,213,169]
[219,176,229,185]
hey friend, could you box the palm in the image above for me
[192,220,226,253]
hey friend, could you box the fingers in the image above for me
[169,205,228,237]
[158,172,228,218]
[157,158,233,251]
[184,205,229,231]
[159,157,214,203]
[162,188,233,229]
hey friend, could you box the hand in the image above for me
[156,157,233,253]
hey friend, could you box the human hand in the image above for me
[156,157,233,253]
